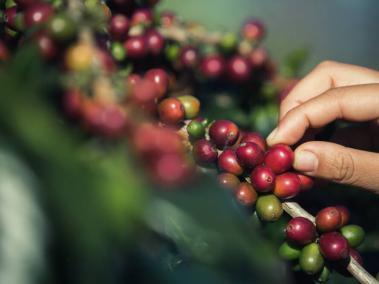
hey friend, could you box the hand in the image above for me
[267,61,379,193]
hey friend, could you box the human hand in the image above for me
[267,61,379,193]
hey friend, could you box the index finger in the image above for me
[269,84,379,146]
[279,61,379,120]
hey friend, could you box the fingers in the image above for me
[293,141,379,193]
[267,84,379,146]
[280,61,379,119]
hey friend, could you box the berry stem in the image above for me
[282,201,378,284]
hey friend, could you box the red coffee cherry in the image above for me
[200,55,225,79]
[192,139,218,166]
[332,248,364,277]
[250,165,275,192]
[335,206,350,227]
[145,29,165,55]
[131,8,153,26]
[217,173,240,191]
[145,68,169,99]
[179,46,199,69]
[240,131,266,151]
[209,120,239,149]
[286,217,317,245]
[248,47,269,68]
[24,2,54,26]
[218,149,244,176]
[158,97,185,125]
[109,14,129,41]
[264,144,294,174]
[316,207,342,233]
[235,182,257,207]
[236,142,264,168]
[226,55,251,82]
[124,36,147,59]
[297,174,314,192]
[242,18,265,41]
[319,232,350,261]
[273,172,301,199]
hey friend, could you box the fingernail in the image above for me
[294,150,318,172]
[266,127,278,145]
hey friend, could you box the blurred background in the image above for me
[1,1,379,284]
[160,0,379,72]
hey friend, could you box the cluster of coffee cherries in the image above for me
[279,206,365,282]
[189,118,312,221]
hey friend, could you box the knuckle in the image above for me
[329,150,357,184]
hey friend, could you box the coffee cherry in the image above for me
[187,120,205,140]
[65,43,94,71]
[319,232,350,261]
[248,47,268,68]
[131,8,153,26]
[286,217,316,245]
[0,41,9,61]
[242,19,265,41]
[145,29,165,55]
[340,225,365,248]
[109,14,129,41]
[34,32,58,60]
[335,206,350,227]
[160,10,176,27]
[240,131,266,151]
[220,32,238,53]
[179,46,199,69]
[124,36,147,59]
[226,56,251,82]
[111,42,126,61]
[299,243,324,275]
[158,97,185,125]
[47,13,76,42]
[4,6,18,30]
[278,241,301,261]
[315,266,330,283]
[178,95,200,119]
[235,182,257,207]
[332,248,363,278]
[145,68,168,98]
[297,174,314,192]
[152,153,191,186]
[255,194,283,222]
[218,149,243,176]
[193,139,218,166]
[209,120,239,149]
[24,2,54,26]
[236,142,264,168]
[217,173,240,190]
[200,55,225,79]
[316,207,342,233]
[273,172,301,199]
[264,144,294,174]
[250,165,275,192]
[130,79,158,105]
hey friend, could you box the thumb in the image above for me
[293,141,379,193]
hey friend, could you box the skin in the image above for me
[267,61,379,194]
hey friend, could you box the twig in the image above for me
[282,201,378,284]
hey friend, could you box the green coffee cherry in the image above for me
[299,243,324,275]
[47,14,77,42]
[278,241,301,261]
[220,32,238,53]
[165,44,180,62]
[111,42,126,62]
[340,224,365,248]
[255,194,283,222]
[187,120,205,140]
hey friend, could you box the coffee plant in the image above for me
[0,0,377,283]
